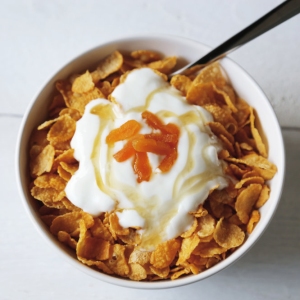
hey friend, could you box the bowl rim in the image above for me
[15,33,286,289]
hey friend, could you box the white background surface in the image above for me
[1,0,299,299]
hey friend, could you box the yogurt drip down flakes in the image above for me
[29,50,277,281]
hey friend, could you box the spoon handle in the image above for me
[181,0,300,71]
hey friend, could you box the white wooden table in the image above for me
[1,1,299,299]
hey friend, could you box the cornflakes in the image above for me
[28,49,276,281]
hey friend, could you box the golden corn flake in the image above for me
[208,193,228,219]
[170,74,192,96]
[186,82,216,106]
[129,249,151,266]
[208,121,234,144]
[219,134,235,156]
[57,165,72,181]
[131,50,162,63]
[193,240,226,258]
[193,62,226,86]
[226,153,277,180]
[228,163,250,179]
[50,139,71,151]
[235,184,262,224]
[128,263,147,281]
[235,176,264,189]
[30,144,55,177]
[240,142,253,151]
[203,104,238,134]
[31,186,65,203]
[50,211,94,236]
[78,257,114,275]
[59,108,81,121]
[47,114,76,143]
[218,149,230,160]
[212,83,237,113]
[188,255,208,267]
[91,51,123,83]
[214,218,245,249]
[62,198,81,212]
[147,56,177,75]
[37,117,60,131]
[228,214,243,226]
[118,229,141,245]
[206,256,221,269]
[150,239,181,269]
[56,80,105,115]
[233,98,251,126]
[34,174,66,191]
[106,244,130,277]
[181,217,198,238]
[72,71,95,94]
[57,231,77,249]
[252,166,277,181]
[89,217,113,242]
[183,261,203,275]
[59,161,78,175]
[150,265,170,278]
[196,214,215,238]
[77,235,111,261]
[177,234,200,265]
[97,81,113,98]
[170,268,190,280]
[246,210,261,234]
[52,149,77,171]
[189,204,208,218]
[255,184,270,209]
[249,107,267,157]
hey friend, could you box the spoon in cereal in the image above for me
[171,0,300,77]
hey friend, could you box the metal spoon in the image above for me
[170,0,300,77]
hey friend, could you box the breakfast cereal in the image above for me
[29,49,277,281]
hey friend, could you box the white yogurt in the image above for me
[65,68,228,250]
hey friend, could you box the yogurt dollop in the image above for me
[65,68,228,250]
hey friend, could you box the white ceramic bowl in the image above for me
[16,35,285,289]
